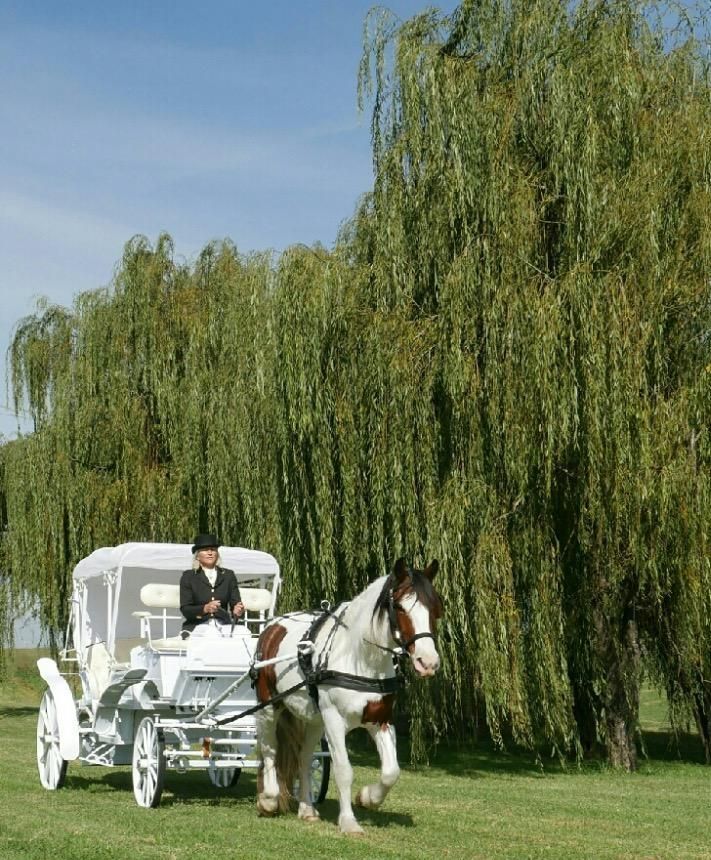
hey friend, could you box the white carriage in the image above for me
[35,542,330,807]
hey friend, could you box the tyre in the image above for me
[36,690,68,790]
[312,736,330,804]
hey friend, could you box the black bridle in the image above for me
[385,584,437,655]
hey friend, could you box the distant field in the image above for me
[1,650,709,860]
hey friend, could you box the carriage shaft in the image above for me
[192,651,303,722]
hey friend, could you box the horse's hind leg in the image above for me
[256,707,281,816]
[295,721,323,823]
[356,722,400,810]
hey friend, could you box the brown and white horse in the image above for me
[254,558,442,835]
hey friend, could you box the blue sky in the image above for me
[0,1,456,440]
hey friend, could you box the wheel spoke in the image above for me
[143,771,152,803]
[49,748,58,786]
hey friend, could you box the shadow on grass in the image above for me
[342,803,414,829]
[346,724,707,779]
[640,729,707,765]
[66,767,262,807]
[346,730,545,778]
[63,765,413,828]
[426,730,707,777]
[60,769,379,833]
[0,706,38,718]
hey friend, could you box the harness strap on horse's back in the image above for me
[310,668,404,696]
[297,602,345,705]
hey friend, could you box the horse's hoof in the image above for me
[257,795,279,817]
[339,817,365,836]
[355,788,379,810]
[298,803,321,823]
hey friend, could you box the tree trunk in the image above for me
[602,617,641,770]
[692,687,711,765]
[605,712,638,770]
[591,591,641,771]
[572,683,601,757]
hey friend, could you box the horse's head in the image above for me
[376,557,442,677]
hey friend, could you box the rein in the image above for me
[214,598,405,727]
[213,678,311,726]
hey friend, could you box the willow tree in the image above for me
[2,0,711,770]
[352,0,711,766]
[1,235,282,649]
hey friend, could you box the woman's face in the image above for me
[197,547,218,568]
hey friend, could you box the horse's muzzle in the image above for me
[411,653,440,677]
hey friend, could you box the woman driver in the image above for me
[179,533,244,637]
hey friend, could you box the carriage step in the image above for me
[98,668,148,706]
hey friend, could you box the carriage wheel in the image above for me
[132,717,166,808]
[36,690,68,790]
[208,763,241,788]
[312,736,330,804]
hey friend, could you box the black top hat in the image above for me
[192,533,220,554]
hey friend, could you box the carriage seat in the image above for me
[133,582,273,650]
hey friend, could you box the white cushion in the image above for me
[150,636,187,651]
[85,641,113,700]
[240,587,272,612]
[140,583,181,608]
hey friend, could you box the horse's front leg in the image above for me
[321,706,363,836]
[356,722,400,810]
[255,707,280,816]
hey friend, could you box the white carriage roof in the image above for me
[72,542,279,581]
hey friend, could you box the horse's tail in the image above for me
[274,708,305,811]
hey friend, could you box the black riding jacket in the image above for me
[179,566,242,633]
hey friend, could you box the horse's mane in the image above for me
[371,568,442,621]
[323,567,441,659]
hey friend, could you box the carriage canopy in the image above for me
[70,542,280,658]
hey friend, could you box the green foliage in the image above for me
[352,0,711,762]
[2,1,711,763]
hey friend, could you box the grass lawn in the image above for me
[1,650,709,860]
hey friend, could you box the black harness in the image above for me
[295,602,404,705]
[215,579,435,726]
[296,583,437,707]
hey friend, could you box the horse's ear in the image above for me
[392,558,409,584]
[424,559,439,581]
